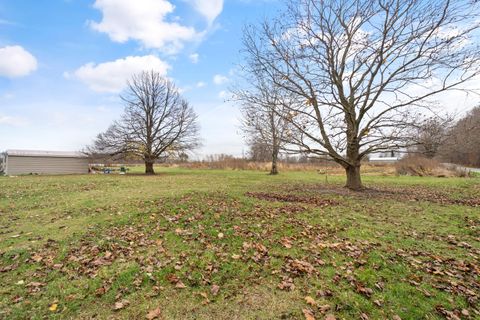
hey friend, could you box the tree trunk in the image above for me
[145,160,155,175]
[270,147,279,175]
[270,157,278,175]
[345,164,363,190]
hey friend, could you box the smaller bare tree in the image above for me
[410,115,454,158]
[237,79,292,175]
[247,140,274,162]
[88,71,200,174]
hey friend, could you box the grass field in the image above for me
[0,168,479,319]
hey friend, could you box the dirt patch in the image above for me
[245,192,338,207]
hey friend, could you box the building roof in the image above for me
[6,149,87,158]
[369,157,400,161]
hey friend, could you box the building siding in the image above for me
[6,156,89,175]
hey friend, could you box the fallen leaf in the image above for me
[166,273,180,284]
[146,307,162,320]
[113,300,130,311]
[217,232,224,239]
[303,308,315,320]
[49,303,58,312]
[31,254,43,262]
[355,284,374,297]
[280,237,293,248]
[95,287,107,296]
[27,282,45,288]
[318,305,331,313]
[65,294,76,301]
[175,281,186,289]
[316,290,333,297]
[278,277,295,291]
[211,284,220,296]
[305,296,317,306]
[285,259,316,275]
[360,313,369,320]
[325,314,336,320]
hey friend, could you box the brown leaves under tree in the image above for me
[88,71,200,174]
[241,0,480,190]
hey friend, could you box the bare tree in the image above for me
[247,140,273,162]
[237,78,292,174]
[242,0,480,189]
[409,115,453,158]
[89,71,200,174]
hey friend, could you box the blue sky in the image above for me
[0,0,281,157]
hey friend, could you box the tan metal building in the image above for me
[2,150,89,175]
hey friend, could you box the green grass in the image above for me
[0,168,479,319]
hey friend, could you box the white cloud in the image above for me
[70,55,170,93]
[213,74,229,85]
[0,46,37,78]
[177,86,191,94]
[189,53,200,64]
[90,0,200,53]
[196,81,206,88]
[189,0,223,24]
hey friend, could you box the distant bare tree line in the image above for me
[440,107,480,167]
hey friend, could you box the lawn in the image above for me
[0,168,479,319]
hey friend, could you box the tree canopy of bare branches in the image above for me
[241,0,480,189]
[237,78,292,174]
[88,71,200,174]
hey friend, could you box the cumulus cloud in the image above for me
[213,74,229,85]
[0,46,37,78]
[196,81,206,88]
[89,0,199,53]
[189,0,223,24]
[70,55,170,93]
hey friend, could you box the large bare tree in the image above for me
[237,78,292,174]
[242,0,480,189]
[89,71,200,174]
